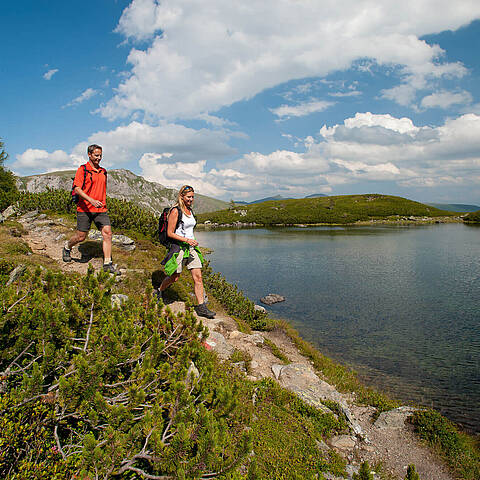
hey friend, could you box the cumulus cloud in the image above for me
[13,121,236,178]
[43,69,58,80]
[270,100,334,119]
[13,149,81,175]
[64,88,99,108]
[420,90,473,109]
[197,112,480,200]
[100,0,480,120]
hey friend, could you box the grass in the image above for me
[410,410,480,480]
[197,194,458,226]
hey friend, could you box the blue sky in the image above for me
[2,0,480,203]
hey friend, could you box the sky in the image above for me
[2,0,480,204]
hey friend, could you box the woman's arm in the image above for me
[167,208,198,246]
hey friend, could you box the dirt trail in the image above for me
[16,212,454,480]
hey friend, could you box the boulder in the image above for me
[260,293,285,305]
[205,331,235,360]
[328,434,357,451]
[2,205,18,220]
[88,231,136,251]
[374,406,417,429]
[254,304,266,313]
[111,294,129,309]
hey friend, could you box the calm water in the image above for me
[196,224,480,433]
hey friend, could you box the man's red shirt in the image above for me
[73,162,107,213]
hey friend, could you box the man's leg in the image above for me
[63,213,90,262]
[101,224,112,263]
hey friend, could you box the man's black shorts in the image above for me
[77,212,111,232]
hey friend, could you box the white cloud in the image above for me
[14,149,80,175]
[64,88,99,108]
[271,100,334,119]
[13,121,236,177]
[420,90,473,109]
[203,112,480,200]
[43,69,58,80]
[101,0,480,120]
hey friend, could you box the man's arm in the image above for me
[73,186,104,209]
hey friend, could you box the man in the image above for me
[62,144,119,273]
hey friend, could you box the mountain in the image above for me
[426,203,480,213]
[16,168,228,214]
[304,193,327,198]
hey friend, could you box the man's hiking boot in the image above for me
[103,262,121,274]
[194,302,216,319]
[62,247,72,262]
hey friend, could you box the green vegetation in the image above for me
[198,194,457,225]
[0,259,348,479]
[409,410,480,480]
[405,464,421,480]
[0,139,19,211]
[3,189,480,479]
[353,461,374,480]
[463,210,480,223]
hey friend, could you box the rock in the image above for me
[328,435,357,451]
[244,332,264,346]
[55,233,66,241]
[275,363,364,435]
[21,210,39,221]
[6,264,27,287]
[111,294,129,309]
[254,304,266,313]
[232,361,247,373]
[88,231,136,251]
[186,361,200,386]
[0,213,4,224]
[205,331,235,360]
[260,293,285,305]
[374,406,417,429]
[271,364,283,380]
[2,205,17,219]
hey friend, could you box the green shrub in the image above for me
[405,464,420,480]
[410,410,480,479]
[353,461,374,480]
[0,265,253,479]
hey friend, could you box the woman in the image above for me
[157,185,216,319]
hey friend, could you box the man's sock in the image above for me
[64,241,71,251]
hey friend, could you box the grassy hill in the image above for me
[198,194,457,225]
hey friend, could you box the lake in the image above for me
[195,223,480,433]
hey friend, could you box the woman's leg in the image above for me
[190,268,204,304]
[160,272,180,291]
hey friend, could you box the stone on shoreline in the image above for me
[260,293,285,305]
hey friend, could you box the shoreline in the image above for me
[198,215,465,229]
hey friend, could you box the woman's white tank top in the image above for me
[175,210,196,239]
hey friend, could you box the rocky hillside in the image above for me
[16,168,228,214]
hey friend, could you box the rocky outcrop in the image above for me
[16,169,228,214]
[260,293,285,305]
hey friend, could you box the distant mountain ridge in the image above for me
[16,169,228,214]
[235,193,326,205]
[426,203,480,213]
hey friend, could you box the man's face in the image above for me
[88,148,102,168]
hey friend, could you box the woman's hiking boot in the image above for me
[194,302,216,319]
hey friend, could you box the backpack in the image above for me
[158,206,182,247]
[71,165,107,204]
